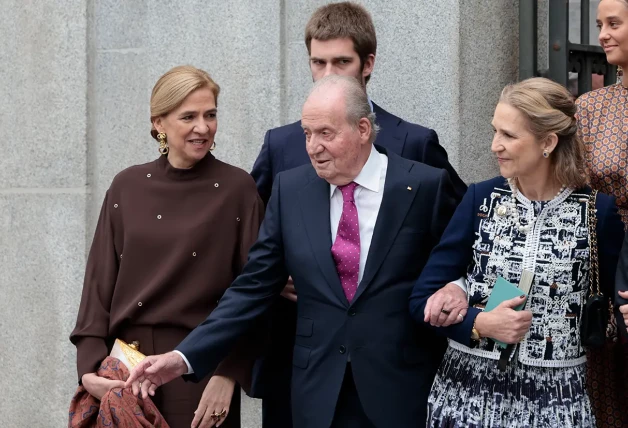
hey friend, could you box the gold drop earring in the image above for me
[209,141,217,151]
[157,132,169,155]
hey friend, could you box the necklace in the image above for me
[507,184,566,234]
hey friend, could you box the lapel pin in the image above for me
[407,186,412,191]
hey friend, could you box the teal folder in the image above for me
[485,276,527,348]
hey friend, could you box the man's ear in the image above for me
[362,54,375,82]
[358,117,372,144]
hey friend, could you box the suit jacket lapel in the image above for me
[373,103,405,155]
[353,153,421,302]
[298,171,348,306]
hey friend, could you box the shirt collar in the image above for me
[368,96,374,112]
[329,145,382,198]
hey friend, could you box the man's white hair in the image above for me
[308,75,380,143]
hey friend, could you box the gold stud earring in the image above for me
[157,133,169,155]
[209,141,217,151]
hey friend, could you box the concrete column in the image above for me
[0,1,89,425]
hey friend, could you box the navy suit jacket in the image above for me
[177,148,459,428]
[251,102,467,204]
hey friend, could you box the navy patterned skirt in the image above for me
[427,347,594,427]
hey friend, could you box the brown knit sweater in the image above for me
[70,153,264,386]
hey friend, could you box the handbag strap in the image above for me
[587,189,601,297]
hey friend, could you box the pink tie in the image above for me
[331,182,360,303]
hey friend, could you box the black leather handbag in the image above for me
[581,190,609,348]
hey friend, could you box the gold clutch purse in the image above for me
[109,339,146,370]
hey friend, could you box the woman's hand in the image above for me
[474,295,532,344]
[81,372,125,401]
[618,290,628,332]
[191,375,236,428]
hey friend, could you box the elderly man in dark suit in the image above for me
[251,4,465,426]
[126,75,458,428]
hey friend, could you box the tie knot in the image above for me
[339,182,358,202]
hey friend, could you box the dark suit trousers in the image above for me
[330,365,376,428]
[262,300,296,428]
[261,366,293,428]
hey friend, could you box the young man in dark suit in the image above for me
[249,3,466,426]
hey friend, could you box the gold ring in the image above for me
[458,314,464,320]
[211,409,227,420]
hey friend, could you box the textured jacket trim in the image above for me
[449,340,587,368]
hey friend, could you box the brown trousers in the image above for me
[119,326,241,428]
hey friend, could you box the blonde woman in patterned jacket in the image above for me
[409,78,626,427]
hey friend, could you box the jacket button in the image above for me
[348,309,356,316]
[339,345,346,354]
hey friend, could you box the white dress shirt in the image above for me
[173,350,194,374]
[330,145,388,284]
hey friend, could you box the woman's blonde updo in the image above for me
[150,65,220,140]
[499,77,587,189]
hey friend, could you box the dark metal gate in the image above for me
[519,0,617,96]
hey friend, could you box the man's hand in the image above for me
[280,277,297,302]
[125,351,188,399]
[424,282,469,327]
[81,373,125,400]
